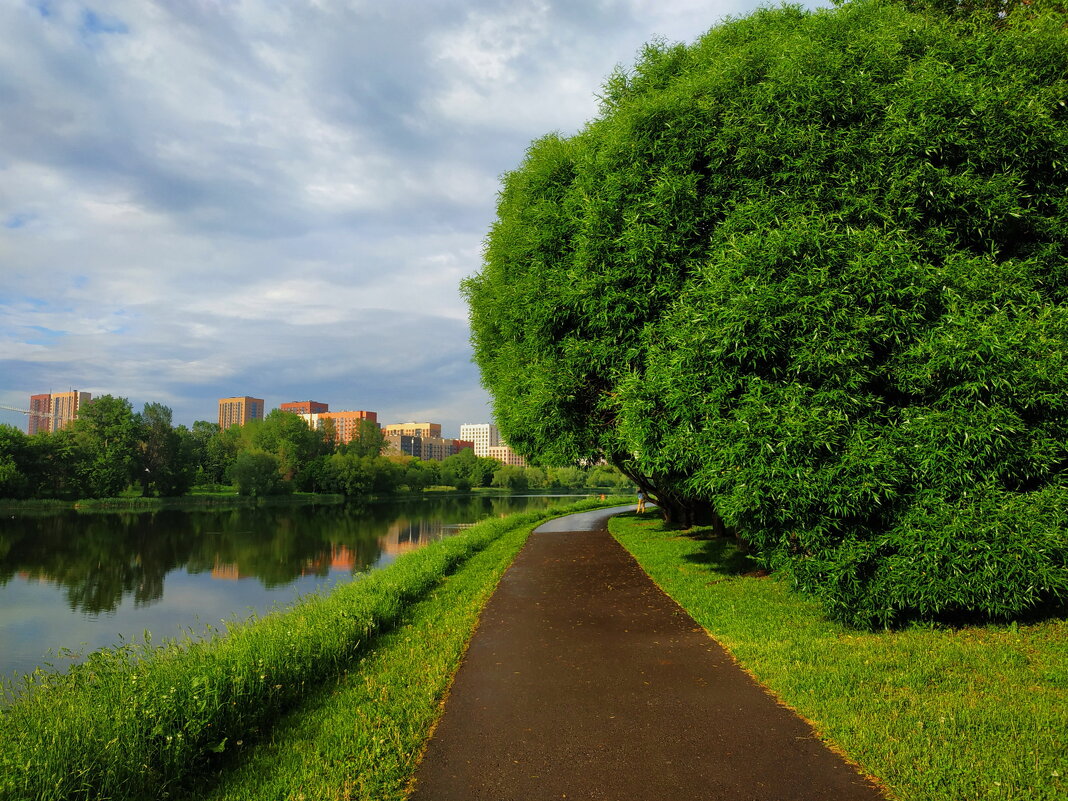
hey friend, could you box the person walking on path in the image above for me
[635,489,646,514]
[408,506,886,801]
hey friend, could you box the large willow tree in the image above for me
[465,0,1068,626]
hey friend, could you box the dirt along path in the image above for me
[407,506,886,801]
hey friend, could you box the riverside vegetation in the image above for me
[0,497,621,801]
[611,512,1068,801]
[0,400,632,505]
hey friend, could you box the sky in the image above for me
[2,0,773,437]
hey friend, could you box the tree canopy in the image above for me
[465,0,1068,626]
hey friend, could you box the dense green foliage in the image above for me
[0,498,612,801]
[466,0,1068,625]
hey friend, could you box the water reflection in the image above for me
[0,495,563,615]
[0,495,586,682]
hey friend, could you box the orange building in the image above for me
[27,391,91,433]
[28,393,51,434]
[218,396,264,429]
[280,400,329,415]
[301,410,379,444]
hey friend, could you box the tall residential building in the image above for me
[27,391,91,434]
[459,423,499,457]
[300,410,378,445]
[280,401,329,415]
[383,422,441,439]
[28,394,51,435]
[218,396,265,429]
[51,391,91,431]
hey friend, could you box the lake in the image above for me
[0,494,586,686]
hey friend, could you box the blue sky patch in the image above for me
[81,8,129,37]
[5,213,36,229]
[24,325,66,346]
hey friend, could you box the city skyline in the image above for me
[10,388,504,442]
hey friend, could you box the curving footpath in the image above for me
[408,506,886,801]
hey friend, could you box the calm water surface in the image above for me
[0,494,584,684]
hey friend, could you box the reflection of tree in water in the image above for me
[0,494,576,613]
[0,511,185,614]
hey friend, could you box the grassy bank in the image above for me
[180,494,571,800]
[0,497,617,801]
[610,513,1068,801]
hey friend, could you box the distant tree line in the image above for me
[0,397,633,500]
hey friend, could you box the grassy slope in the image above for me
[610,512,1068,801]
[180,506,539,800]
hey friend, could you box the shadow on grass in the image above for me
[681,536,763,578]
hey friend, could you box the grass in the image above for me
[0,497,617,801]
[178,494,544,800]
[609,512,1068,801]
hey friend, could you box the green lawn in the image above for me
[609,512,1068,801]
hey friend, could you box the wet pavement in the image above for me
[407,506,886,801]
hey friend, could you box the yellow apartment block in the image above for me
[218,396,265,429]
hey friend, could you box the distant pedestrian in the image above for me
[636,490,646,514]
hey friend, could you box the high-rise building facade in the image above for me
[459,423,499,457]
[300,410,378,445]
[218,396,265,429]
[28,394,51,435]
[27,391,91,434]
[383,422,442,439]
[280,401,329,415]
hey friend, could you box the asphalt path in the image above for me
[407,506,886,800]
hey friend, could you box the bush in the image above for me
[468,0,1068,625]
[232,451,289,497]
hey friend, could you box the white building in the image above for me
[459,423,499,457]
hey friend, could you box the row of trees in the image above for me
[0,399,632,500]
[466,0,1068,626]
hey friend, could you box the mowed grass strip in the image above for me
[180,506,541,801]
[609,512,1068,801]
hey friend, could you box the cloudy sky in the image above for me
[2,0,780,436]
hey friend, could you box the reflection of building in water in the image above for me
[379,519,447,555]
[211,562,246,580]
[210,545,360,582]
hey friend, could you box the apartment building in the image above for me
[384,433,420,458]
[300,410,379,445]
[458,423,499,458]
[218,396,265,429]
[383,422,442,439]
[488,444,527,467]
[27,391,91,434]
[28,394,51,435]
[384,435,474,461]
[280,400,329,415]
